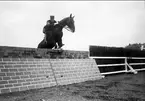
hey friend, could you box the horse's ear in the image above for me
[72,16,75,18]
[70,14,72,18]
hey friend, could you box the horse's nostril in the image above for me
[72,30,75,33]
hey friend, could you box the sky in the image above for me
[0,1,145,51]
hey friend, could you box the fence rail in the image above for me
[90,56,145,75]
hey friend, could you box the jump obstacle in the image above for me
[0,46,145,94]
[0,46,103,94]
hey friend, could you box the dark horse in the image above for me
[38,14,75,49]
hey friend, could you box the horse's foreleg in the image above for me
[57,38,64,48]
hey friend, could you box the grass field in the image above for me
[0,71,145,101]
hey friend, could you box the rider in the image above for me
[43,15,57,43]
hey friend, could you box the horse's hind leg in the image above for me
[56,33,64,48]
[38,40,46,48]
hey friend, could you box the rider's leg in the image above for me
[46,31,52,41]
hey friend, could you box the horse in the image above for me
[38,14,75,49]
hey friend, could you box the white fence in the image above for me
[90,56,145,75]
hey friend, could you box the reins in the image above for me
[58,18,72,32]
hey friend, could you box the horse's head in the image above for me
[59,14,75,33]
[66,14,75,33]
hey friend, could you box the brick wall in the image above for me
[0,46,103,94]
[0,46,88,58]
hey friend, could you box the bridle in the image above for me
[58,17,74,32]
[64,26,72,32]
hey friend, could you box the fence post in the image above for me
[125,57,128,72]
[126,57,138,74]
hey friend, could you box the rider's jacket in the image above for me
[43,20,57,34]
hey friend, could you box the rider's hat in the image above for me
[50,15,55,20]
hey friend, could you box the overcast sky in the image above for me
[0,1,145,51]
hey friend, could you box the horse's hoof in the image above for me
[62,44,65,47]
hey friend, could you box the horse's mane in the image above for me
[54,17,68,30]
[59,17,69,25]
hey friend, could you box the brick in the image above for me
[41,68,50,71]
[27,68,35,71]
[0,73,6,76]
[20,86,28,91]
[34,68,40,71]
[11,76,20,80]
[30,75,37,78]
[9,80,17,84]
[26,78,33,82]
[31,71,38,74]
[7,62,16,64]
[20,75,29,79]
[18,79,25,83]
[36,84,43,88]
[1,88,10,93]
[41,59,49,61]
[37,65,43,68]
[0,80,8,84]
[4,65,13,68]
[10,87,19,92]
[36,75,44,78]
[13,65,21,68]
[38,80,45,84]
[31,81,37,84]
[0,77,2,80]
[0,85,5,88]
[41,78,47,81]
[0,58,2,61]
[0,65,4,68]
[27,62,34,64]
[17,61,25,64]
[11,58,20,61]
[34,58,42,61]
[20,58,27,61]
[13,83,22,87]
[3,76,11,80]
[45,71,52,74]
[6,72,15,76]
[29,65,36,68]
[32,61,39,64]
[28,85,36,90]
[21,65,29,68]
[9,69,18,72]
[43,83,50,88]
[3,58,11,61]
[24,72,31,75]
[34,78,41,81]
[1,69,9,72]
[23,82,30,86]
[27,58,34,61]
[18,68,26,72]
[42,65,50,67]
[16,72,23,75]
[39,71,45,74]
[5,84,13,88]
